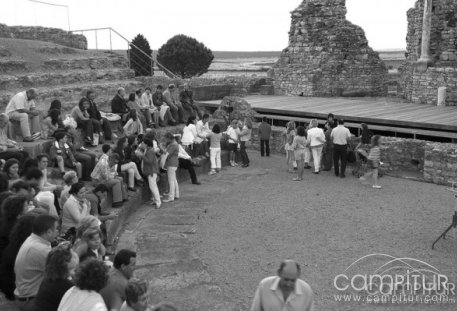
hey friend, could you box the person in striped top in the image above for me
[360,135,383,189]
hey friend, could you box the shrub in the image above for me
[129,34,153,76]
[157,34,214,78]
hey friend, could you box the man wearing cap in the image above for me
[5,88,42,142]
[163,84,185,124]
[250,260,314,311]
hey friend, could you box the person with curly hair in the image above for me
[58,258,109,311]
[3,158,20,186]
[120,278,149,311]
[34,242,79,311]
[0,195,29,261]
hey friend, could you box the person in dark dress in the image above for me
[33,242,79,311]
[111,87,130,123]
[87,90,113,141]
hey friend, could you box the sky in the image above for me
[0,0,418,51]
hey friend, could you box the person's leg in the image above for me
[141,109,152,126]
[122,162,142,180]
[372,168,379,187]
[340,145,348,176]
[148,174,161,206]
[30,115,41,135]
[153,110,160,127]
[115,176,128,200]
[75,162,82,179]
[210,148,216,170]
[107,178,123,204]
[56,155,65,173]
[296,158,304,180]
[312,147,323,172]
[9,111,31,137]
[101,118,112,140]
[215,148,221,171]
[333,145,340,176]
[171,166,179,198]
[126,168,135,188]
[304,148,311,168]
[265,139,270,156]
[74,152,90,179]
[166,167,175,200]
[260,139,265,156]
[91,119,101,134]
[82,151,96,173]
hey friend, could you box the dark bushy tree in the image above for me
[157,34,214,78]
[129,34,153,76]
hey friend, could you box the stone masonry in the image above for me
[399,0,457,105]
[270,0,388,97]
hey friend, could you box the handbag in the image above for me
[63,115,77,129]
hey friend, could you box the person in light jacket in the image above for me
[306,119,325,174]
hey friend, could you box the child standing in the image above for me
[292,126,308,181]
[284,121,296,172]
[142,135,161,208]
[360,135,382,189]
[162,132,180,202]
[258,117,272,157]
[207,124,222,175]
[225,119,240,166]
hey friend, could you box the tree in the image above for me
[157,34,214,78]
[129,34,153,76]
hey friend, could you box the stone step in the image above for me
[0,68,135,91]
[0,79,144,112]
[42,54,128,71]
[0,59,28,73]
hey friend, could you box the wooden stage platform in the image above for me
[199,95,457,139]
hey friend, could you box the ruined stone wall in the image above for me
[0,23,87,49]
[400,0,457,105]
[271,0,388,97]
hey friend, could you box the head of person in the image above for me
[187,116,196,126]
[21,158,39,177]
[54,131,68,144]
[155,85,163,93]
[173,134,181,144]
[116,136,128,152]
[102,144,112,155]
[63,171,79,186]
[93,183,108,201]
[86,90,96,101]
[183,83,190,91]
[310,119,318,128]
[45,242,79,281]
[8,214,36,248]
[78,97,90,111]
[26,88,38,101]
[49,99,62,112]
[10,180,32,199]
[24,167,43,184]
[48,109,61,125]
[277,260,301,292]
[287,121,296,132]
[108,153,120,167]
[0,113,9,129]
[135,89,142,97]
[125,278,149,311]
[0,194,29,221]
[163,132,175,145]
[37,154,49,171]
[231,119,238,128]
[143,130,156,142]
[128,93,136,102]
[127,135,137,147]
[4,158,19,178]
[371,135,382,147]
[33,214,59,242]
[212,124,220,134]
[117,87,126,97]
[76,215,100,239]
[114,249,137,279]
[145,87,151,94]
[143,136,154,147]
[129,109,138,121]
[201,114,210,124]
[244,118,252,129]
[296,126,306,137]
[0,191,13,208]
[262,117,267,123]
[168,83,175,91]
[74,258,109,293]
[361,123,369,132]
[327,113,335,122]
[69,182,86,200]
[137,134,144,144]
[338,119,345,125]
[0,172,9,193]
[82,228,102,251]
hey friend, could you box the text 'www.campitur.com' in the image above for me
[334,294,457,304]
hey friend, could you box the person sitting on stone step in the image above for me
[152,85,178,126]
[50,131,83,179]
[4,88,41,142]
[71,97,101,146]
[0,113,29,164]
[126,93,148,129]
[111,87,130,124]
[179,83,202,119]
[163,83,185,124]
[138,87,156,128]
[87,90,114,141]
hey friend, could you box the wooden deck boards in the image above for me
[199,95,457,132]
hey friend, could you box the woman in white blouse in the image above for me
[61,182,90,234]
[181,116,198,156]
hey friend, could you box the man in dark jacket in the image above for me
[111,87,130,123]
[87,90,113,140]
[152,85,177,126]
[179,83,202,119]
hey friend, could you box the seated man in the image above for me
[138,87,156,127]
[49,131,83,179]
[91,145,127,207]
[87,90,113,141]
[111,87,130,123]
[152,85,177,126]
[179,83,202,119]
[5,88,41,142]
[100,249,136,310]
[120,278,149,311]
[0,113,29,163]
[163,84,185,124]
[37,154,63,214]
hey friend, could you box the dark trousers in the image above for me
[240,141,249,165]
[179,158,198,184]
[182,102,202,119]
[260,139,270,156]
[333,144,348,176]
[75,151,96,179]
[99,118,112,140]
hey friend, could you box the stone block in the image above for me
[259,85,274,95]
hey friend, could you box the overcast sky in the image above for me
[1,0,417,51]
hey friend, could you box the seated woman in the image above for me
[48,99,66,128]
[71,97,101,146]
[42,109,62,139]
[113,137,144,192]
[61,182,90,235]
[50,131,83,179]
[3,158,20,187]
[126,93,147,129]
[34,243,79,311]
[0,113,29,163]
[66,133,96,182]
[75,227,105,262]
[123,109,144,137]
[60,171,79,207]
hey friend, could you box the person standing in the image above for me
[306,119,325,174]
[321,122,334,171]
[291,126,307,181]
[239,118,252,168]
[4,88,41,142]
[250,260,314,311]
[330,119,352,178]
[87,90,113,141]
[14,214,59,310]
[161,133,180,203]
[258,117,271,157]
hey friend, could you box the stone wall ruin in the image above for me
[270,0,388,97]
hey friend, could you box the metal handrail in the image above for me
[71,27,179,79]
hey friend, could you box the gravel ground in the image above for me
[192,151,457,311]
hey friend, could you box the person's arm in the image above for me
[249,285,262,311]
[66,200,88,224]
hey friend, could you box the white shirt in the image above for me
[182,124,197,146]
[250,276,314,311]
[330,125,351,145]
[178,144,191,160]
[306,127,325,147]
[139,92,152,109]
[195,120,210,143]
[58,286,107,311]
[5,91,36,115]
[226,126,239,143]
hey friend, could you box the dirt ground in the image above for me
[191,151,457,310]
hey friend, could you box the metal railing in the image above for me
[70,27,179,79]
